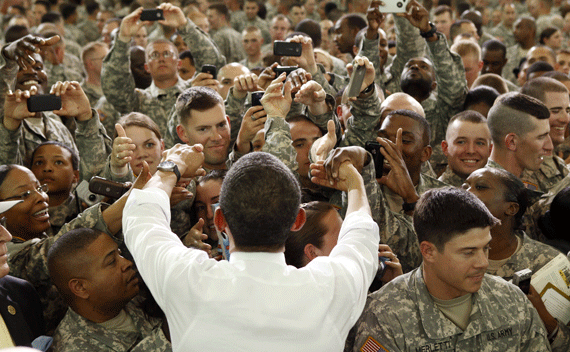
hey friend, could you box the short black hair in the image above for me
[0,165,17,189]
[294,19,321,48]
[385,109,431,147]
[208,3,230,21]
[482,39,507,57]
[5,25,29,43]
[219,152,301,251]
[338,14,367,32]
[31,141,80,171]
[414,187,499,251]
[179,49,194,66]
[41,11,62,23]
[526,61,554,78]
[59,3,77,20]
[464,86,500,111]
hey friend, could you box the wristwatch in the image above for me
[419,22,437,39]
[157,161,181,182]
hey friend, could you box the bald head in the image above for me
[380,92,425,119]
[218,63,250,99]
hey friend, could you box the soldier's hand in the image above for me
[310,158,360,192]
[366,1,385,39]
[402,0,430,32]
[2,34,60,70]
[4,86,39,130]
[258,62,278,90]
[162,143,206,178]
[294,80,326,111]
[376,129,420,206]
[286,67,312,94]
[118,7,148,42]
[158,2,187,29]
[191,72,219,92]
[170,184,193,206]
[233,72,261,99]
[182,218,212,255]
[311,119,336,162]
[284,35,318,76]
[111,124,135,172]
[260,73,292,118]
[378,244,402,284]
[51,81,92,121]
[346,56,375,101]
[236,106,266,152]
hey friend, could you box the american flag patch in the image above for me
[360,336,388,352]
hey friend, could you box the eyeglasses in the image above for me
[0,217,6,228]
[1,184,48,201]
[90,56,106,62]
[148,50,176,61]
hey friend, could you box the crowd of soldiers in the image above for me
[1,0,570,350]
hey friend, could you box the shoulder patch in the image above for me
[361,336,389,352]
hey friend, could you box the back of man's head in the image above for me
[47,228,104,307]
[521,76,569,102]
[487,92,550,145]
[219,152,301,251]
[294,19,321,47]
[413,187,499,251]
[176,86,223,126]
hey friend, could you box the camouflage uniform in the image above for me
[229,10,248,32]
[521,155,569,194]
[77,19,101,44]
[65,23,87,47]
[235,16,272,45]
[504,44,528,84]
[338,84,382,148]
[46,192,84,236]
[311,63,349,97]
[351,267,551,352]
[101,18,225,139]
[52,301,171,352]
[438,166,467,187]
[7,204,111,333]
[490,23,517,48]
[81,81,104,108]
[211,26,246,64]
[536,14,560,42]
[485,159,544,206]
[384,17,468,173]
[44,52,85,88]
[95,95,121,137]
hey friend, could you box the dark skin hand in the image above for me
[2,35,60,71]
[366,0,385,40]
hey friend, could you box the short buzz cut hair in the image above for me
[208,3,230,21]
[384,109,431,147]
[487,92,550,145]
[145,38,178,62]
[451,39,481,60]
[482,39,507,57]
[434,5,453,17]
[338,13,367,32]
[521,76,569,102]
[176,86,224,126]
[446,110,488,140]
[219,152,301,251]
[414,187,499,251]
[47,228,106,306]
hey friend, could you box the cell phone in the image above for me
[251,91,264,107]
[27,94,62,112]
[274,65,297,77]
[140,8,164,21]
[512,268,533,295]
[88,176,130,199]
[378,0,408,13]
[273,41,302,56]
[201,64,217,79]
[75,180,103,207]
[365,141,385,178]
[346,63,366,98]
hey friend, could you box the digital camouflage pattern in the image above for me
[52,301,171,352]
[211,26,246,64]
[521,155,569,194]
[351,268,551,352]
[438,166,467,188]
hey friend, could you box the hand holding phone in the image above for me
[27,94,62,112]
[140,8,165,21]
[201,64,217,79]
[346,64,366,98]
[365,141,385,178]
[273,41,302,56]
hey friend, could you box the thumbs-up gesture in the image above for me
[110,124,136,175]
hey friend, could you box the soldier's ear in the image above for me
[505,133,517,151]
[420,145,432,163]
[304,243,318,262]
[69,278,89,300]
[144,63,150,73]
[420,241,438,263]
[176,124,190,143]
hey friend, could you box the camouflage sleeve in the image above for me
[385,16,427,94]
[519,294,554,351]
[98,157,135,183]
[179,17,226,70]
[0,52,18,103]
[225,87,248,146]
[311,63,342,97]
[304,93,340,133]
[425,32,468,119]
[75,109,113,182]
[261,116,298,172]
[352,297,405,352]
[339,86,382,148]
[0,120,24,166]
[358,36,383,86]
[551,321,570,352]
[101,38,141,114]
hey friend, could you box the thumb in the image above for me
[133,161,151,189]
[326,119,335,139]
[116,123,127,138]
[42,35,61,47]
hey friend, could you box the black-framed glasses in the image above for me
[1,184,48,201]
[0,216,6,228]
